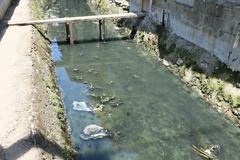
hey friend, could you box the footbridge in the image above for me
[6,12,145,44]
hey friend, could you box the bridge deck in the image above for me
[7,12,144,26]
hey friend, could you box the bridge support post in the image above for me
[99,20,105,41]
[65,21,74,44]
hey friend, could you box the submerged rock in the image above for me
[80,124,111,140]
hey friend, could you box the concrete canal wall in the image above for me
[0,0,12,19]
[130,0,240,71]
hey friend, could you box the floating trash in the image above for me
[79,53,84,57]
[108,81,114,85]
[192,144,220,160]
[87,68,95,74]
[114,26,120,30]
[87,93,100,98]
[109,99,123,107]
[80,124,111,140]
[133,74,140,79]
[73,68,79,72]
[73,101,93,112]
[93,104,104,112]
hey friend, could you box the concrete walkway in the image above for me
[0,0,41,159]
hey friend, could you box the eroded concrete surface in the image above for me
[130,0,240,71]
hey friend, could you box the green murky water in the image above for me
[48,0,240,159]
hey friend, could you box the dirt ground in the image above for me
[0,0,72,159]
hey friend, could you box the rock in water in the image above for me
[73,101,93,112]
[80,124,110,140]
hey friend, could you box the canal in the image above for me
[48,0,240,159]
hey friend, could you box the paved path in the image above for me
[0,0,41,159]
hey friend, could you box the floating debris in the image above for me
[83,81,89,84]
[89,83,103,90]
[114,26,120,30]
[80,124,111,140]
[100,95,115,104]
[108,113,112,119]
[94,55,99,59]
[87,68,95,74]
[73,101,93,112]
[88,93,121,107]
[109,99,123,107]
[79,53,84,57]
[75,75,83,81]
[93,104,104,112]
[73,101,103,113]
[87,93,100,98]
[93,71,99,75]
[192,144,220,160]
[133,74,140,79]
[73,68,79,72]
[162,59,170,67]
[52,22,60,27]
[108,81,114,85]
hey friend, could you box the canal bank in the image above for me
[87,0,240,127]
[0,0,75,159]
[30,0,76,159]
[48,0,240,160]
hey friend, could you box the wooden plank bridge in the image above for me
[6,12,145,44]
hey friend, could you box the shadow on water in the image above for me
[57,36,130,45]
[0,0,20,41]
[0,131,69,160]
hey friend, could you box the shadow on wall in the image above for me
[0,0,20,42]
[0,130,70,160]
